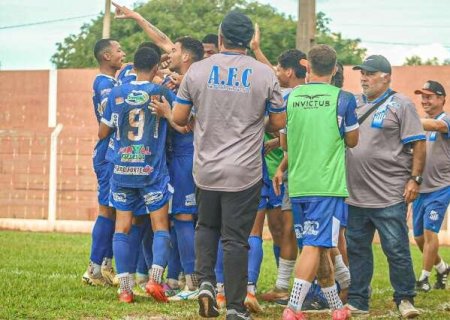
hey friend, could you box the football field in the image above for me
[1,231,449,319]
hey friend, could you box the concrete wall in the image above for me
[0,67,449,239]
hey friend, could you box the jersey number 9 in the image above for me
[128,108,145,141]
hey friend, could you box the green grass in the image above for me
[0,231,449,319]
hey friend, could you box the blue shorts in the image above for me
[94,161,113,206]
[413,186,450,237]
[109,176,173,214]
[336,201,348,228]
[168,154,197,215]
[291,196,343,248]
[258,178,284,210]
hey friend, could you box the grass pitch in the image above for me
[0,231,449,319]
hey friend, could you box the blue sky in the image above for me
[1,0,449,70]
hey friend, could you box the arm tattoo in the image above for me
[144,20,167,40]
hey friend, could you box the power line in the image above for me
[362,40,450,49]
[337,23,450,29]
[0,14,98,30]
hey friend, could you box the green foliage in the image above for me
[51,0,366,68]
[404,55,446,66]
[1,231,450,319]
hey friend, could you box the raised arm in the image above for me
[112,2,174,53]
[250,23,274,70]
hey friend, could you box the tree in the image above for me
[51,0,366,68]
[403,55,442,66]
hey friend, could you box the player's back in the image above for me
[108,81,174,188]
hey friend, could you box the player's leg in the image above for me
[245,209,265,313]
[215,240,226,309]
[165,221,182,297]
[136,215,151,291]
[267,207,283,267]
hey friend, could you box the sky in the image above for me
[1,0,450,70]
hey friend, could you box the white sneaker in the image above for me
[398,300,419,319]
[169,287,199,301]
[344,303,369,315]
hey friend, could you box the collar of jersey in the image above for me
[363,88,392,104]
[434,112,446,120]
[96,73,116,81]
[220,51,244,56]
[130,80,150,85]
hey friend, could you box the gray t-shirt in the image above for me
[421,112,450,193]
[346,91,426,208]
[176,52,284,192]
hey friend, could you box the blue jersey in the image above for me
[92,74,117,165]
[102,81,176,188]
[161,76,194,155]
[117,64,137,85]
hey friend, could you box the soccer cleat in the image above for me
[398,299,419,318]
[344,303,368,315]
[100,264,117,286]
[216,292,226,309]
[146,280,169,303]
[169,287,199,301]
[332,308,351,320]
[118,289,134,303]
[260,286,289,302]
[302,296,329,312]
[82,269,107,286]
[163,282,180,297]
[416,277,431,292]
[198,282,220,318]
[433,266,450,289]
[226,310,252,320]
[244,292,263,313]
[282,308,307,320]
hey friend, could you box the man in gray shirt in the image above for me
[171,11,285,320]
[345,55,426,318]
[412,80,450,293]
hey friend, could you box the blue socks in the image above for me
[152,230,171,269]
[215,240,224,284]
[273,244,281,268]
[90,215,115,265]
[248,236,263,284]
[128,224,144,273]
[174,219,196,275]
[112,232,130,274]
[167,226,182,280]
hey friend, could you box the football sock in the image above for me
[215,240,224,284]
[89,261,102,278]
[113,233,130,274]
[247,282,256,295]
[217,282,225,295]
[322,284,343,310]
[174,219,196,275]
[152,230,171,270]
[90,215,115,264]
[142,223,154,268]
[128,224,144,273]
[150,265,165,284]
[136,244,149,275]
[273,244,281,268]
[276,258,296,290]
[334,254,351,289]
[118,272,132,293]
[186,273,199,291]
[248,236,263,284]
[419,270,431,281]
[288,278,311,312]
[167,227,182,281]
[102,257,113,268]
[435,260,448,274]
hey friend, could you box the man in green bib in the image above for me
[282,45,359,320]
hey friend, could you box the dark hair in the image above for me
[277,49,307,79]
[307,44,337,77]
[133,47,160,72]
[175,37,204,63]
[331,62,344,88]
[94,38,115,63]
[202,34,218,47]
[221,35,245,50]
[137,42,162,60]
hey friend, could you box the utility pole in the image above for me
[102,0,111,38]
[296,0,316,53]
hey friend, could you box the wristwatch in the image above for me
[409,176,423,185]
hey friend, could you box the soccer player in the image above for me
[151,36,205,301]
[202,34,219,58]
[282,45,358,320]
[82,38,125,286]
[99,47,175,303]
[413,80,450,292]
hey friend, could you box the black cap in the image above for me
[414,80,446,96]
[353,55,392,74]
[220,11,254,48]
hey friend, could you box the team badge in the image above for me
[125,90,150,106]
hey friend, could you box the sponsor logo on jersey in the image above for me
[429,210,439,221]
[125,90,150,106]
[143,191,163,205]
[292,94,331,109]
[112,192,127,203]
[294,223,303,240]
[114,164,154,175]
[119,145,152,163]
[185,193,196,206]
[303,220,320,236]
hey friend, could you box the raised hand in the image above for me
[112,1,140,20]
[250,23,260,51]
